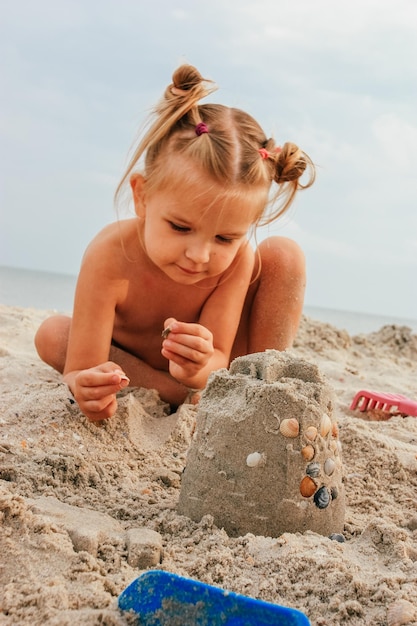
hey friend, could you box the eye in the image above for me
[169,221,190,233]
[216,235,234,244]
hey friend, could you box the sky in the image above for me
[1,0,416,320]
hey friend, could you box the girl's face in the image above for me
[131,169,261,285]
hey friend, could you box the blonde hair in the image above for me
[115,64,315,226]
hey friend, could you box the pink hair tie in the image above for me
[258,148,269,159]
[195,122,209,136]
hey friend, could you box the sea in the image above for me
[1,265,417,336]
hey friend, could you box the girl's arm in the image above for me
[161,244,255,389]
[63,235,192,420]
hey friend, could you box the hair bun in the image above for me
[274,142,309,184]
[172,64,205,92]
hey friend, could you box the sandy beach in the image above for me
[1,303,416,625]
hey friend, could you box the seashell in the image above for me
[331,487,338,500]
[306,462,321,478]
[313,486,331,509]
[279,418,299,438]
[320,413,332,437]
[331,422,339,438]
[301,445,315,461]
[324,458,336,476]
[328,533,345,543]
[246,451,265,468]
[304,426,318,442]
[161,326,172,339]
[300,476,317,498]
[329,440,338,453]
[387,599,416,626]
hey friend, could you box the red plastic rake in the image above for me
[350,390,417,416]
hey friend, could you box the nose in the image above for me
[185,239,211,265]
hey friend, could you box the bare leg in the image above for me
[231,236,306,359]
[35,315,71,373]
[34,315,189,406]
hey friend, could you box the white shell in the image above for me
[387,599,416,626]
[324,458,336,476]
[246,452,265,468]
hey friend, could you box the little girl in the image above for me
[35,64,315,422]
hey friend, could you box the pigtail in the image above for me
[158,65,216,128]
[115,65,215,201]
[274,142,312,185]
[254,140,315,226]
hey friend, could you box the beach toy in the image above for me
[350,390,417,416]
[178,350,345,538]
[118,570,310,625]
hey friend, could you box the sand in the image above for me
[0,303,416,625]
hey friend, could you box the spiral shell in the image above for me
[300,476,317,498]
[304,426,318,442]
[313,486,331,509]
[320,413,332,437]
[306,462,320,478]
[387,599,416,626]
[324,458,336,476]
[301,444,315,461]
[279,418,299,438]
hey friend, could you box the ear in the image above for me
[130,173,146,218]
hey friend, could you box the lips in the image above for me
[177,265,203,275]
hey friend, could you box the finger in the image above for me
[163,334,209,355]
[78,383,121,402]
[80,370,129,388]
[162,342,207,365]
[166,321,211,341]
[82,394,118,417]
[85,397,118,422]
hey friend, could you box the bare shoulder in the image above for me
[81,219,138,274]
[221,240,256,285]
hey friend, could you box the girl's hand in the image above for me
[66,361,130,423]
[161,318,214,387]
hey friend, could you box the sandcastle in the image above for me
[178,350,345,537]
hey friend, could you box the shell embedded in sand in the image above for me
[320,413,332,437]
[314,486,331,509]
[304,426,318,442]
[387,599,416,626]
[301,445,315,461]
[246,452,265,468]
[306,462,320,478]
[300,476,317,498]
[329,440,338,453]
[324,458,336,476]
[279,418,299,438]
[331,422,339,438]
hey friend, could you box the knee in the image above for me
[34,315,71,370]
[257,236,305,278]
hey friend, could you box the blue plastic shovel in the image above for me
[118,570,310,625]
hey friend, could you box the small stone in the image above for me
[155,469,181,488]
[406,516,417,531]
[126,527,163,568]
[329,533,345,543]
